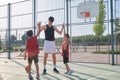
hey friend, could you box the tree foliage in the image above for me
[114,17,120,34]
[114,18,120,40]
[93,0,106,36]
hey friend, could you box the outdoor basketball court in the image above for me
[0,0,120,80]
[0,57,120,80]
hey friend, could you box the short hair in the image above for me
[27,30,33,37]
[49,16,54,22]
[64,34,69,39]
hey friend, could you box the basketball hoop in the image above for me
[77,1,99,19]
[80,11,90,18]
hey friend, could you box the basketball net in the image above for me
[80,11,90,18]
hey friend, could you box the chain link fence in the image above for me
[0,0,120,64]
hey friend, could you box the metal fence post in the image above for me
[110,0,115,65]
[8,3,11,59]
[16,29,17,40]
[32,0,37,35]
[0,36,1,50]
[69,0,72,62]
[66,0,69,34]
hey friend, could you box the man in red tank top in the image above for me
[24,26,40,80]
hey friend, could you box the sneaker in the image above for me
[64,71,69,74]
[67,70,74,75]
[53,68,59,73]
[28,74,33,80]
[36,74,40,80]
[42,69,47,74]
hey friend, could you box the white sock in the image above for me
[44,65,46,69]
[54,65,56,69]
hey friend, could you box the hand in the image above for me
[37,22,41,27]
[62,23,65,29]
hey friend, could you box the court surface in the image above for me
[0,58,120,80]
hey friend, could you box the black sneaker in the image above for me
[53,68,59,73]
[29,78,33,80]
[42,69,47,74]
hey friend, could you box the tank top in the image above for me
[45,24,55,41]
[26,36,39,57]
[61,42,69,58]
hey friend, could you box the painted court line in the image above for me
[88,70,120,80]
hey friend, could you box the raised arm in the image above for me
[63,24,66,35]
[54,23,65,35]
[37,22,46,36]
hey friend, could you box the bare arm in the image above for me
[37,22,46,36]
[54,23,65,35]
[64,24,66,34]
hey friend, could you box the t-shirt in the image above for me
[61,41,69,58]
[26,36,39,57]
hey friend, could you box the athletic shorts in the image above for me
[28,54,38,64]
[43,40,56,53]
[63,57,69,64]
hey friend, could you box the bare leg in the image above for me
[65,63,73,75]
[35,63,39,75]
[52,53,59,73]
[28,63,32,75]
[42,53,48,74]
[52,53,56,66]
[65,63,70,71]
[43,53,48,69]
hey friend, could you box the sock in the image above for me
[54,65,56,69]
[44,65,46,69]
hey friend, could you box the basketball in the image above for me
[25,66,30,73]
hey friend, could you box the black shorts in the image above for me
[28,55,38,64]
[63,57,69,64]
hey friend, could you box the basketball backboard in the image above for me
[77,1,99,19]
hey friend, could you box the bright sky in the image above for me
[0,0,120,40]
[0,0,22,5]
[0,0,8,5]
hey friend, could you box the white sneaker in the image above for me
[64,71,69,74]
[36,74,40,80]
[67,70,74,75]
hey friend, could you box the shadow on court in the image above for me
[0,58,120,80]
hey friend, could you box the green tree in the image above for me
[114,17,120,50]
[114,17,120,34]
[93,0,106,52]
[93,0,106,36]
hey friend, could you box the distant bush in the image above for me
[93,50,120,54]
